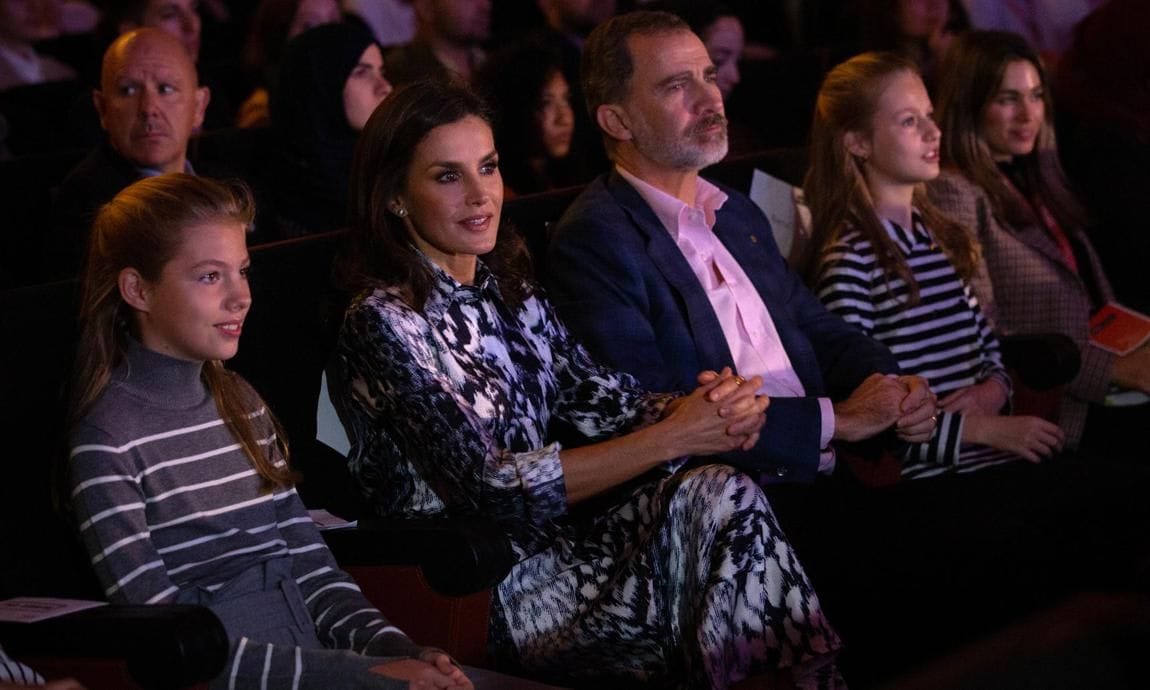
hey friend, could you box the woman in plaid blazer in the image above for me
[927,30,1150,449]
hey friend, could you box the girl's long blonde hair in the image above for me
[71,173,292,489]
[804,51,979,303]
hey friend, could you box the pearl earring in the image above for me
[395,207,407,218]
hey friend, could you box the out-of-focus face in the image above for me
[128,0,202,62]
[898,0,948,39]
[127,220,250,362]
[851,70,940,190]
[430,0,490,44]
[0,0,62,43]
[611,30,727,172]
[536,71,574,159]
[343,43,392,131]
[287,0,340,40]
[703,15,744,99]
[543,0,616,35]
[981,59,1045,161]
[95,30,209,173]
[399,115,503,283]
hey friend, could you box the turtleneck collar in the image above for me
[112,339,210,410]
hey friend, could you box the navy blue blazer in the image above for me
[545,170,899,483]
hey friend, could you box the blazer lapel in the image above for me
[712,210,825,395]
[605,172,736,370]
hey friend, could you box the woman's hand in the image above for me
[661,368,769,456]
[938,378,1008,416]
[893,375,938,443]
[370,654,473,689]
[963,415,1064,463]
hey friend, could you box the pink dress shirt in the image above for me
[616,167,836,471]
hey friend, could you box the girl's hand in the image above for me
[370,656,473,689]
[938,379,1008,416]
[964,415,1064,463]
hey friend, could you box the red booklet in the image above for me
[1089,302,1150,356]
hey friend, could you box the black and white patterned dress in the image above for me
[330,262,841,689]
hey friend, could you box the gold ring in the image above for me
[930,414,938,425]
[733,375,747,386]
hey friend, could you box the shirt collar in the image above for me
[616,165,728,241]
[137,158,195,178]
[422,252,499,321]
[882,210,931,253]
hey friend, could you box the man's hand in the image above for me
[833,373,908,442]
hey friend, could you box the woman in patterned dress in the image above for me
[328,81,844,689]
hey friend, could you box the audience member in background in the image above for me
[929,30,1150,455]
[98,0,200,61]
[236,0,340,128]
[531,0,617,173]
[1054,0,1150,315]
[0,0,77,91]
[330,79,842,690]
[856,0,967,92]
[97,0,236,128]
[671,1,762,155]
[268,22,390,237]
[476,41,589,195]
[805,51,1063,476]
[962,0,1104,70]
[384,0,489,85]
[345,0,415,48]
[50,28,208,278]
[67,172,473,690]
[547,11,935,486]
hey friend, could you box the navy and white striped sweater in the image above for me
[814,216,1016,479]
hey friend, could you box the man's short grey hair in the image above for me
[581,10,691,119]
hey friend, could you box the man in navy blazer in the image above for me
[546,11,936,483]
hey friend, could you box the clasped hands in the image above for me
[661,367,770,457]
[833,373,937,443]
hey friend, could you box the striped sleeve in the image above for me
[0,645,45,685]
[814,236,965,471]
[68,425,182,605]
[273,486,423,660]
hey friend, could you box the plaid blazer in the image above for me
[929,170,1115,447]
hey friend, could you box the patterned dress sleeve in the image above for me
[538,297,676,439]
[337,295,568,529]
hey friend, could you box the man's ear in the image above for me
[844,130,870,161]
[192,85,210,131]
[596,104,632,143]
[119,268,151,313]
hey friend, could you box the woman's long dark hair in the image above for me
[340,81,532,310]
[936,30,1086,233]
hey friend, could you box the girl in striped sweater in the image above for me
[66,174,472,689]
[803,52,1064,478]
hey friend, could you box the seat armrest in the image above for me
[1000,333,1082,391]
[0,604,227,689]
[322,518,515,597]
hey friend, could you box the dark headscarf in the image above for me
[269,22,379,236]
